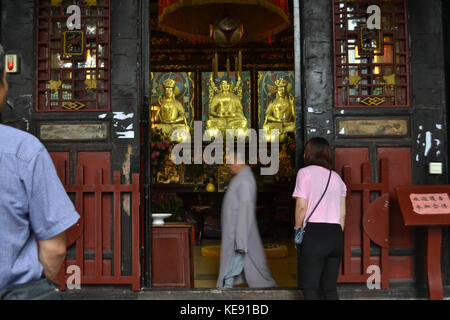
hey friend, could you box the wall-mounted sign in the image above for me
[409,193,450,215]
[40,123,108,141]
[64,30,84,56]
[337,119,408,137]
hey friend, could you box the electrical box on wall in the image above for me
[429,162,443,175]
[5,55,19,73]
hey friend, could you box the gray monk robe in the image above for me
[216,166,277,289]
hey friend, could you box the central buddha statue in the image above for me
[263,78,295,142]
[206,76,248,138]
[154,78,190,142]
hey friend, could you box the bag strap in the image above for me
[303,169,332,227]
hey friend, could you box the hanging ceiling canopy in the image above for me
[158,0,290,43]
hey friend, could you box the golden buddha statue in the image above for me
[275,144,296,182]
[206,75,248,138]
[157,154,180,184]
[154,78,190,142]
[263,78,295,142]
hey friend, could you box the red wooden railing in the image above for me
[57,169,140,291]
[338,159,390,289]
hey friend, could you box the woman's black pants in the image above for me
[297,223,344,300]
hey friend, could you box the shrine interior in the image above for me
[1,0,450,298]
[149,0,297,288]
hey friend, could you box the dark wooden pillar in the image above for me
[441,0,450,286]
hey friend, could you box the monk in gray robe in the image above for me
[216,158,277,289]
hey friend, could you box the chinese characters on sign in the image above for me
[409,193,450,215]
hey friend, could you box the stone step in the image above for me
[60,283,450,300]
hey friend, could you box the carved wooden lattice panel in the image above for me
[333,0,410,107]
[36,0,110,112]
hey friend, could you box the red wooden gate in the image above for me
[57,169,141,291]
[337,159,390,289]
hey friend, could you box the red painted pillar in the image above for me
[426,226,443,300]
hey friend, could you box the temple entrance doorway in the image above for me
[148,0,299,289]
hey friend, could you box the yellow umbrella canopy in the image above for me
[158,0,291,44]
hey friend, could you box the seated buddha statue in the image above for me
[275,144,296,182]
[263,78,295,142]
[206,78,248,138]
[156,153,180,184]
[154,78,190,142]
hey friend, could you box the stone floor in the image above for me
[60,237,450,300]
[61,283,450,300]
[194,238,297,288]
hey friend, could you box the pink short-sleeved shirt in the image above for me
[292,165,347,225]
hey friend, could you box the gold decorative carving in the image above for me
[383,74,396,85]
[85,79,97,90]
[51,0,62,7]
[361,96,385,106]
[86,0,97,7]
[48,80,62,91]
[349,73,361,87]
[62,101,86,111]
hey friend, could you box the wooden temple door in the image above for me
[329,0,415,286]
[50,152,141,291]
[334,150,413,287]
[33,0,143,291]
[298,0,418,288]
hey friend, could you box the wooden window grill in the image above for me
[36,0,110,112]
[333,0,409,107]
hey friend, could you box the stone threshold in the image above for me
[60,282,450,300]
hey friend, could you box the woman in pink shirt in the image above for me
[292,137,347,300]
